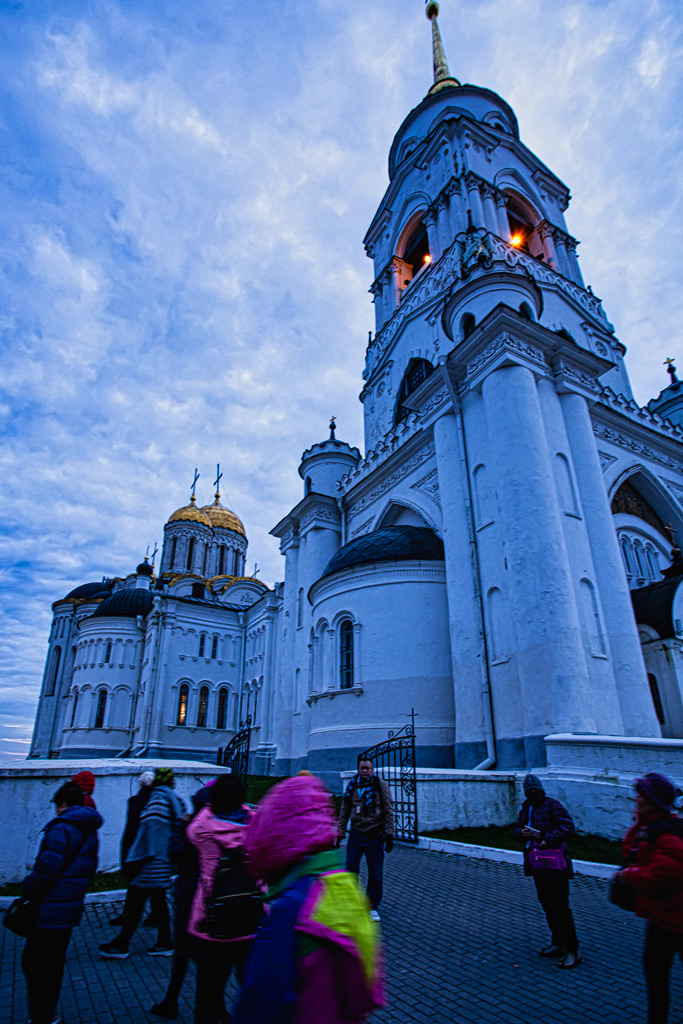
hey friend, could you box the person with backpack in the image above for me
[110,770,155,929]
[337,756,394,922]
[100,766,184,959]
[614,773,683,1024]
[235,774,385,1024]
[187,773,259,1024]
[19,780,102,1024]
[514,774,581,969]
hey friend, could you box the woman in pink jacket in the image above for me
[235,774,384,1024]
[187,774,255,1024]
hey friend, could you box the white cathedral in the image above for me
[29,5,683,789]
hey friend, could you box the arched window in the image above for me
[198,634,205,657]
[297,588,304,628]
[218,546,225,575]
[177,684,189,726]
[395,358,433,424]
[94,689,107,729]
[186,537,195,571]
[216,687,228,730]
[197,686,209,728]
[46,646,62,696]
[621,536,634,582]
[170,537,177,566]
[401,218,430,275]
[104,640,112,664]
[648,673,666,726]
[234,550,241,575]
[461,313,476,339]
[70,689,79,727]
[211,635,219,659]
[579,579,606,656]
[339,620,354,690]
[554,453,580,517]
[506,193,536,252]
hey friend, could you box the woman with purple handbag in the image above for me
[515,774,581,969]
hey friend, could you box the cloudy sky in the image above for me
[1,0,681,759]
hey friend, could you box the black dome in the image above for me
[94,588,154,618]
[321,525,444,578]
[65,581,113,600]
[136,560,154,577]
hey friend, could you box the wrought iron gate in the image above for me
[217,715,252,792]
[358,710,418,843]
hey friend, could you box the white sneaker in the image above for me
[369,909,381,922]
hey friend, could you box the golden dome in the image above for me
[167,495,212,527]
[201,493,246,536]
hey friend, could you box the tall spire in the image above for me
[425,2,460,94]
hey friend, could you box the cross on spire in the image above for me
[329,416,337,440]
[214,463,223,499]
[151,541,159,566]
[190,467,200,500]
[665,357,679,384]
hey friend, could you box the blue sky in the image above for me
[1,0,682,759]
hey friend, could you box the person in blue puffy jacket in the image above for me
[21,780,102,1024]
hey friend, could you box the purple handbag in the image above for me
[528,842,567,873]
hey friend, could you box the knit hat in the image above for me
[72,770,97,809]
[154,767,175,789]
[139,771,155,787]
[523,773,545,795]
[635,773,676,812]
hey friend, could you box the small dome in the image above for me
[94,588,154,619]
[201,495,246,536]
[321,525,444,578]
[136,559,154,577]
[64,581,114,601]
[167,495,212,528]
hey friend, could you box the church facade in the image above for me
[29,6,683,787]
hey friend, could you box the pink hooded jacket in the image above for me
[186,804,252,942]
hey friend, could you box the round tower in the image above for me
[161,494,212,575]
[648,359,683,429]
[298,418,361,498]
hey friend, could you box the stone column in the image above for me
[481,364,595,750]
[432,409,488,766]
[481,187,499,236]
[560,389,659,736]
[495,191,510,238]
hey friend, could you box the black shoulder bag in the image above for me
[4,829,90,938]
[202,846,264,941]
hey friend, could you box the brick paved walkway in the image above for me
[3,846,683,1023]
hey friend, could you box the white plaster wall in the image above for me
[0,759,228,884]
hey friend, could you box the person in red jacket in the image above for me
[616,773,683,1024]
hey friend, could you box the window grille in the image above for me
[94,689,107,729]
[217,687,228,730]
[211,635,219,659]
[339,620,354,689]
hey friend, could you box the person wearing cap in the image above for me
[515,773,581,969]
[71,770,97,809]
[616,773,683,1024]
[100,767,184,959]
[21,780,102,1024]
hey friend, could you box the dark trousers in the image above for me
[194,938,248,1024]
[533,873,578,953]
[117,885,171,948]
[346,830,385,909]
[643,921,683,1024]
[22,925,72,1024]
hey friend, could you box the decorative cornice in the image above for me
[411,467,441,510]
[593,423,683,473]
[345,442,436,518]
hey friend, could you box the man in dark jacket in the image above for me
[21,780,102,1024]
[515,773,580,969]
[338,756,394,922]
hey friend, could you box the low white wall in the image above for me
[342,735,683,842]
[0,758,226,884]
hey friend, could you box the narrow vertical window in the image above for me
[170,537,177,566]
[186,537,195,571]
[46,646,62,696]
[297,588,304,628]
[253,684,259,724]
[648,673,666,726]
[234,550,241,575]
[104,641,112,664]
[70,690,79,727]
[94,689,107,729]
[198,634,205,657]
[339,620,354,689]
[218,547,225,575]
[211,635,219,659]
[197,686,209,728]
[217,687,228,730]
[177,684,189,726]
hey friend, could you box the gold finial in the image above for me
[425,1,460,93]
[665,357,679,384]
